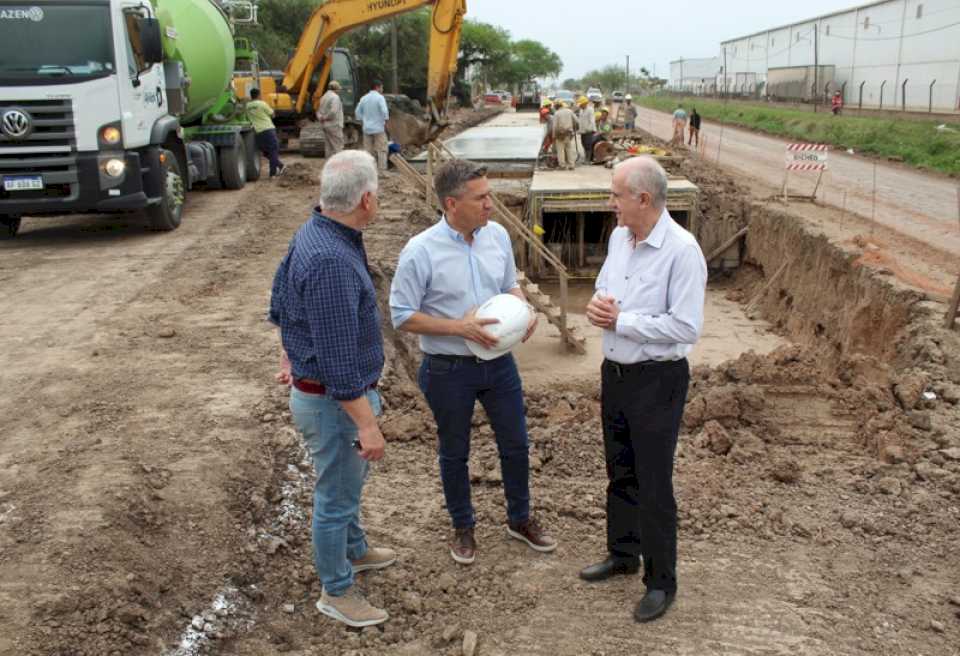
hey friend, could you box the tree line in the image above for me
[561,64,666,94]
[240,1,562,104]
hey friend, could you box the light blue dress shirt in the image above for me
[355,90,390,135]
[390,217,519,355]
[595,209,707,363]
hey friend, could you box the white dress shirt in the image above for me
[596,209,707,363]
[389,218,519,356]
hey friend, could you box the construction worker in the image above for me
[356,80,390,171]
[317,80,345,159]
[623,95,638,131]
[688,107,701,147]
[540,99,556,157]
[831,91,843,115]
[597,107,613,135]
[671,103,687,145]
[577,96,597,163]
[247,88,285,177]
[552,101,578,170]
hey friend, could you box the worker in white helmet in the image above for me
[623,94,638,131]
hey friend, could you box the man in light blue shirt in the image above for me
[581,156,706,624]
[389,159,557,566]
[355,80,390,171]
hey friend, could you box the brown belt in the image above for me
[293,378,378,395]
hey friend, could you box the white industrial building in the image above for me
[669,57,722,93]
[718,0,960,111]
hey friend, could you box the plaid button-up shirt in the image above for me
[269,209,384,400]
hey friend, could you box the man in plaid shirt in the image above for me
[269,150,395,629]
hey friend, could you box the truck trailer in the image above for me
[0,0,261,239]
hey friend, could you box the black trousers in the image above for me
[601,358,689,593]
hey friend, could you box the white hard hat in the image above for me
[466,294,531,361]
[625,94,632,100]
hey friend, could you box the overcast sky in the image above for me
[466,0,856,82]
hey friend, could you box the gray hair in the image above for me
[619,155,668,208]
[320,150,378,213]
[434,159,487,209]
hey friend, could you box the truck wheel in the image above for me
[243,131,261,182]
[0,216,21,240]
[146,149,185,231]
[220,136,247,190]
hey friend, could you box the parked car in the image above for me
[586,87,603,102]
[554,89,576,105]
[483,92,503,105]
[611,90,625,102]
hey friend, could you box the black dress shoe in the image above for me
[633,589,675,622]
[579,556,640,582]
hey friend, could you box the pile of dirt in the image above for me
[276,162,318,188]
[6,104,960,656]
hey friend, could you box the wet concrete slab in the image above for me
[412,110,543,170]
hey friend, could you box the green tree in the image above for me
[240,0,320,68]
[561,78,580,91]
[509,39,562,83]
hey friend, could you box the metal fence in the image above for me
[666,79,959,114]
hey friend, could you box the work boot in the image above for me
[316,587,388,627]
[351,546,397,573]
[450,526,476,565]
[507,517,557,553]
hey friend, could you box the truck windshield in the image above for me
[0,4,114,83]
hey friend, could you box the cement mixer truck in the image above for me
[0,0,261,238]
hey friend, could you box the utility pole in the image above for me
[390,17,399,94]
[626,55,630,94]
[813,22,819,112]
[722,47,727,97]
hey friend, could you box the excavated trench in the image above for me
[155,123,960,655]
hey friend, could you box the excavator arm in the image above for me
[282,0,466,119]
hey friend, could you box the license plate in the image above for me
[3,175,44,191]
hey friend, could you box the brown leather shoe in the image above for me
[450,527,476,565]
[507,517,557,553]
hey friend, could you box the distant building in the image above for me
[719,0,960,111]
[669,57,722,93]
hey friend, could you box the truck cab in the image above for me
[0,1,169,235]
[0,0,257,239]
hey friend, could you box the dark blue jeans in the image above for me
[255,128,283,176]
[417,354,530,529]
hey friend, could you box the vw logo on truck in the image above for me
[0,6,44,21]
[1,109,32,139]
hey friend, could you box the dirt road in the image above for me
[633,106,960,259]
[1,117,958,655]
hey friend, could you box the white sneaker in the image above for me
[316,587,388,627]
[351,546,397,573]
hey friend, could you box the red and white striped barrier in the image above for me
[784,143,828,171]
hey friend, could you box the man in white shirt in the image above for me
[580,156,707,623]
[355,80,390,171]
[316,80,345,159]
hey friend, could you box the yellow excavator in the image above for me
[234,0,466,155]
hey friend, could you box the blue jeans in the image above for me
[417,354,530,528]
[289,387,381,596]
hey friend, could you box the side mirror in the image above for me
[139,17,164,65]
